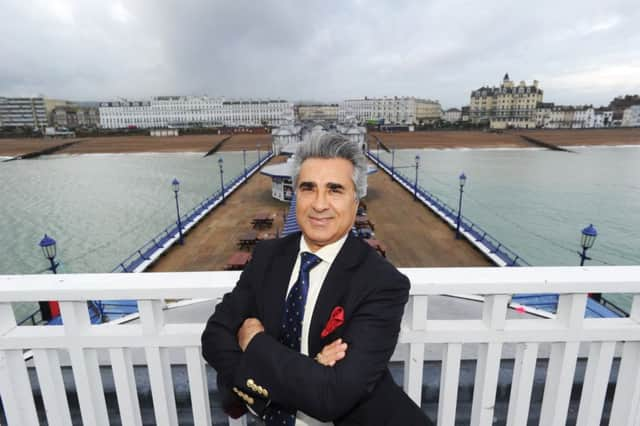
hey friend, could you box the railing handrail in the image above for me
[2,266,639,300]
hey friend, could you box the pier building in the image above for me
[98,96,294,129]
[295,103,339,121]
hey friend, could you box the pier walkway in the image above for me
[147,154,492,272]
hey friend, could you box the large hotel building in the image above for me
[338,97,441,125]
[470,74,544,129]
[99,96,294,129]
[0,97,48,128]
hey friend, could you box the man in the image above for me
[202,132,430,425]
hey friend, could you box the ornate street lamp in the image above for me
[172,178,184,245]
[414,154,420,200]
[39,234,59,274]
[242,149,247,181]
[579,224,597,266]
[455,172,467,239]
[38,234,59,321]
[391,149,395,180]
[218,157,225,203]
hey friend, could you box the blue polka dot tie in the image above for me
[265,251,321,426]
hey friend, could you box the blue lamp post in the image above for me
[257,144,261,163]
[391,149,395,180]
[38,234,58,321]
[413,154,420,200]
[218,157,225,203]
[172,178,184,245]
[376,139,380,161]
[242,149,247,181]
[579,224,597,266]
[455,172,467,239]
[39,234,59,274]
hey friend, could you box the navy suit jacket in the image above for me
[201,232,431,425]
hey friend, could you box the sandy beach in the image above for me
[1,128,639,157]
[369,128,640,150]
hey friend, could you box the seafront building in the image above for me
[338,97,441,125]
[295,103,339,121]
[535,104,613,129]
[0,97,47,129]
[52,105,100,129]
[622,105,640,127]
[99,96,294,129]
[442,108,462,123]
[470,73,544,129]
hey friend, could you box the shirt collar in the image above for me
[299,232,349,265]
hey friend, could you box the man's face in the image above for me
[296,157,359,252]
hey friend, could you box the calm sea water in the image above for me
[384,146,640,268]
[1,146,638,316]
[0,151,261,275]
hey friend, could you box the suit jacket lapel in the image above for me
[262,233,301,336]
[308,234,366,357]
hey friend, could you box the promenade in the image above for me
[147,155,491,272]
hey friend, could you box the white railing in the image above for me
[1,266,639,426]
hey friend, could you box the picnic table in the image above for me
[257,232,277,241]
[237,230,258,250]
[354,215,375,231]
[251,212,274,229]
[225,251,252,270]
[364,239,386,257]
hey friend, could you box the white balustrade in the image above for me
[0,266,639,425]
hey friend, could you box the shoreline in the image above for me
[1,128,639,156]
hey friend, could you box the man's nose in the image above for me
[311,191,329,210]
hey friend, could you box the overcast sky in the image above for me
[2,0,639,108]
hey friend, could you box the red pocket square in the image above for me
[321,306,344,338]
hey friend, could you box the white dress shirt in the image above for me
[285,233,349,426]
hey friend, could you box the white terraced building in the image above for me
[99,96,294,129]
[338,97,441,125]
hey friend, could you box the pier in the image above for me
[145,152,492,272]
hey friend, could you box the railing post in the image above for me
[438,343,462,426]
[576,341,616,426]
[539,294,587,426]
[32,348,74,426]
[470,295,509,426]
[139,300,179,426]
[506,342,539,426]
[0,303,40,426]
[110,347,143,426]
[186,347,213,426]
[60,300,110,426]
[609,295,640,425]
[403,295,428,405]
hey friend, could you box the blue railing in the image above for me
[112,152,273,273]
[367,150,530,267]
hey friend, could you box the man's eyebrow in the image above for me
[327,182,346,190]
[298,181,316,188]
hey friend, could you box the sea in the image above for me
[1,145,638,318]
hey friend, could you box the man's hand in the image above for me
[315,338,348,367]
[237,318,265,351]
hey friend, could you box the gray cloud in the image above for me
[1,0,639,108]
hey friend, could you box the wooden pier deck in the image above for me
[147,156,491,272]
